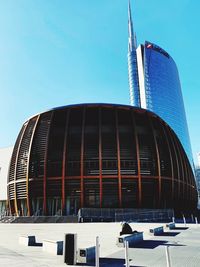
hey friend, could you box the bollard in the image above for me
[183,215,186,227]
[165,245,172,267]
[172,217,175,223]
[195,217,198,225]
[64,233,77,265]
[191,214,194,223]
[125,241,130,267]
[95,236,100,267]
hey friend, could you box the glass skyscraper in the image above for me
[128,1,194,168]
[127,0,140,107]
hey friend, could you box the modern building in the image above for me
[127,0,140,107]
[195,167,200,208]
[128,1,193,169]
[7,104,197,216]
[195,153,200,207]
[0,147,13,215]
[197,152,200,167]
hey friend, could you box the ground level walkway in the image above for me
[0,222,199,266]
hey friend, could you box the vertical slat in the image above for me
[131,111,142,207]
[98,108,103,207]
[167,127,180,200]
[43,112,54,215]
[61,110,70,214]
[7,126,25,214]
[181,151,188,203]
[173,136,185,203]
[171,131,182,200]
[80,107,86,207]
[115,109,122,207]
[26,115,40,216]
[14,123,28,216]
[148,116,161,206]
[161,124,174,201]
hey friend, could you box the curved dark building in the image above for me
[7,104,197,216]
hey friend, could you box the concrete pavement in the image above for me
[0,222,199,267]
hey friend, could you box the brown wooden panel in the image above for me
[80,107,86,207]
[61,110,70,214]
[131,112,141,207]
[43,112,54,215]
[26,115,40,216]
[115,109,122,207]
[99,108,103,207]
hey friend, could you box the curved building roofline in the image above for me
[24,102,160,122]
[23,102,180,144]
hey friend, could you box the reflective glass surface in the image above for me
[143,41,193,168]
[128,50,140,107]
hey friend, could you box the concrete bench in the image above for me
[149,226,164,236]
[43,239,63,255]
[19,235,36,246]
[116,232,143,248]
[166,222,176,230]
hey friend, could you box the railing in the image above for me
[115,209,174,222]
[78,208,174,223]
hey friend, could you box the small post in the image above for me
[165,245,172,267]
[95,236,100,267]
[191,214,194,223]
[172,217,175,223]
[125,241,130,267]
[183,215,186,227]
[195,217,198,225]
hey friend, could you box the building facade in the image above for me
[128,0,140,107]
[137,42,193,169]
[128,1,193,169]
[197,152,200,167]
[7,104,197,216]
[195,167,200,208]
[0,147,13,215]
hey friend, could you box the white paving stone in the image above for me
[0,222,199,266]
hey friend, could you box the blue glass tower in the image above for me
[128,2,194,168]
[127,0,140,107]
[141,41,193,167]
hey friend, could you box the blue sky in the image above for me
[0,0,199,164]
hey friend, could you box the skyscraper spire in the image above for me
[128,0,138,52]
[127,0,141,107]
[128,0,136,51]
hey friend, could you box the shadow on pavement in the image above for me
[33,242,43,247]
[130,239,186,249]
[77,257,146,267]
[129,240,168,249]
[174,227,188,230]
[156,231,180,236]
[165,242,185,247]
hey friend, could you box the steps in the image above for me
[0,216,78,223]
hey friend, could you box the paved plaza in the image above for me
[0,222,200,267]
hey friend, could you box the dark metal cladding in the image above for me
[7,104,198,216]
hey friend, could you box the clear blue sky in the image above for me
[0,0,199,164]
